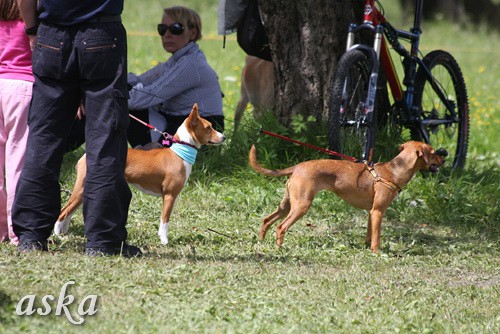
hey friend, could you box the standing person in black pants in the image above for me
[13,0,141,257]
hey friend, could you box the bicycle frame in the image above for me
[344,0,459,145]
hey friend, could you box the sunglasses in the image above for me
[157,23,184,36]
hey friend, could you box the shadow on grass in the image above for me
[0,290,16,325]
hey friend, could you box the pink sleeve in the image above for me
[0,20,34,82]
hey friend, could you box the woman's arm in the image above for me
[128,58,199,110]
[17,0,38,49]
[17,0,37,29]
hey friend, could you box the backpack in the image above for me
[237,0,272,61]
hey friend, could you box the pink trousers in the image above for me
[0,79,31,245]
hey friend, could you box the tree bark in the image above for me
[258,0,356,125]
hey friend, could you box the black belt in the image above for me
[87,15,121,23]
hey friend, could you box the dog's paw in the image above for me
[159,235,169,245]
[54,220,69,235]
[158,222,169,245]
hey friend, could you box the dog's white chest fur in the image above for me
[173,124,195,185]
[183,161,192,183]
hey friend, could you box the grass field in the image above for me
[0,1,498,333]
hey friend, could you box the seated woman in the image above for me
[127,5,224,147]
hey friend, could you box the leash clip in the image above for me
[161,133,173,147]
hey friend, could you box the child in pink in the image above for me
[0,3,33,245]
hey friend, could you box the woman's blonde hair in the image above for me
[163,6,202,42]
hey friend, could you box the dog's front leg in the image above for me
[365,214,372,249]
[158,221,169,245]
[158,194,176,245]
[368,208,383,253]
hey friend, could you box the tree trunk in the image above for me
[258,0,356,125]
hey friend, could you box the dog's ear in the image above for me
[398,142,407,152]
[417,148,430,165]
[188,103,200,125]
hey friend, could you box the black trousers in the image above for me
[65,117,86,153]
[12,21,132,248]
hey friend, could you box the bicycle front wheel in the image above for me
[414,50,469,169]
[328,49,376,162]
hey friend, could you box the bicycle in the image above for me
[328,0,469,169]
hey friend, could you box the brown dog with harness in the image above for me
[249,141,445,252]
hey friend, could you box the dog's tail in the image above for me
[249,145,295,177]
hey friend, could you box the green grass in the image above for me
[0,1,498,333]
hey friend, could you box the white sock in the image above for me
[54,215,72,235]
[158,221,169,245]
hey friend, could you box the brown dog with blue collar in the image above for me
[54,104,225,244]
[249,141,445,252]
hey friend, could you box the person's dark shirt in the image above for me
[38,0,124,25]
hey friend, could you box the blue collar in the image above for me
[170,143,198,165]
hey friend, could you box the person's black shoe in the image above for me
[84,243,143,258]
[17,240,48,253]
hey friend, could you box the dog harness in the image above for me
[170,143,197,165]
[364,162,402,193]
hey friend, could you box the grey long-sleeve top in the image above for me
[128,42,223,117]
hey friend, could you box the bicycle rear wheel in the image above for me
[413,50,469,169]
[328,49,376,162]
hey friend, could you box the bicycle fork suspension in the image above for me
[342,23,384,161]
[362,26,384,160]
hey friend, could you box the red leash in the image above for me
[128,113,196,149]
[260,129,358,162]
[129,113,163,133]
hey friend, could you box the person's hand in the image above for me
[28,35,36,51]
[76,103,86,120]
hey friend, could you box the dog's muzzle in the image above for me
[429,164,441,173]
[209,134,226,145]
[428,148,447,173]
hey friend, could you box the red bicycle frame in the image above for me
[349,0,429,109]
[356,0,404,102]
[332,0,466,166]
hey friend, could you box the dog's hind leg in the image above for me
[275,200,312,247]
[54,211,75,235]
[259,190,291,240]
[234,88,249,131]
[54,155,86,235]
